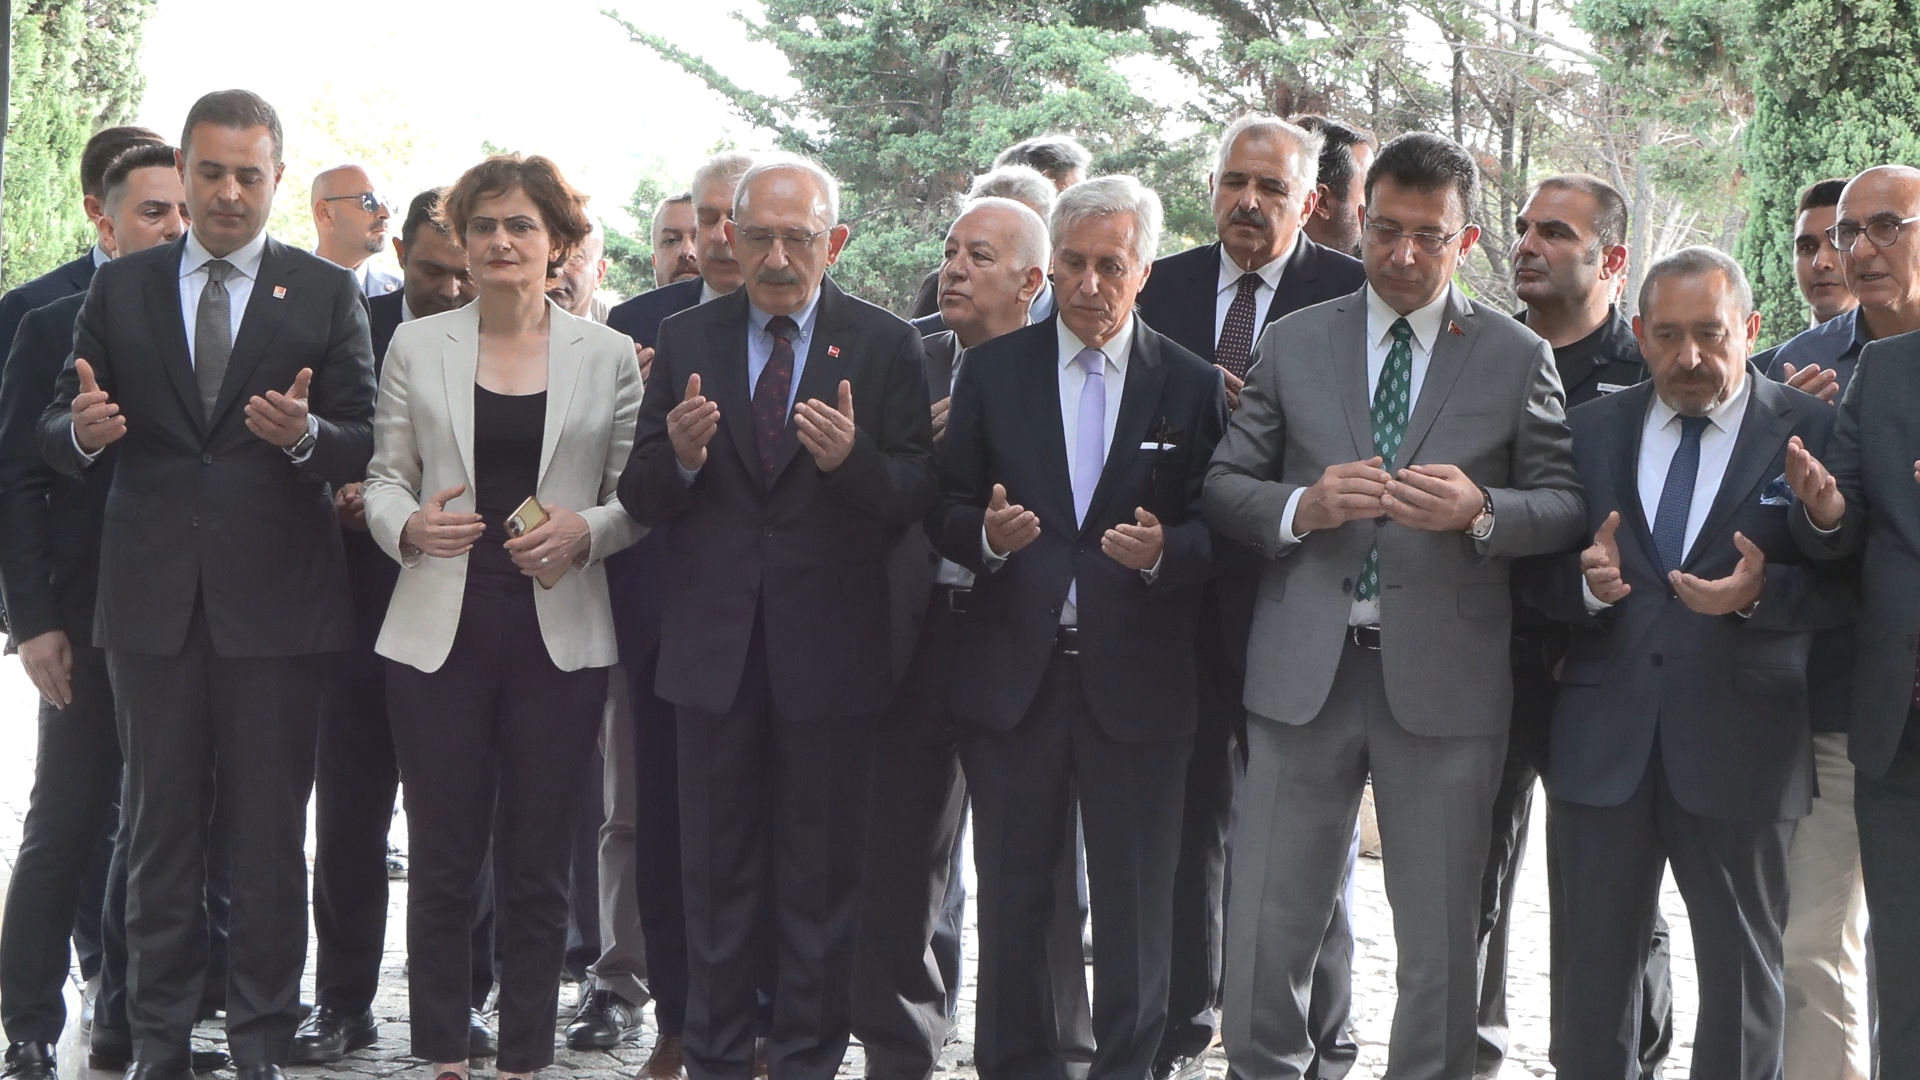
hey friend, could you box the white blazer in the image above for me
[363,300,645,673]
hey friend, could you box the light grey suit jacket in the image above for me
[1203,284,1584,737]
[363,300,645,673]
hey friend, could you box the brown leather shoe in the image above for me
[639,1035,686,1080]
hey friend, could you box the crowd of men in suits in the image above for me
[0,83,1917,1080]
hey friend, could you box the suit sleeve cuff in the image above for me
[71,427,102,465]
[1580,577,1613,614]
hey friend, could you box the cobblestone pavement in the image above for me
[0,662,1703,1079]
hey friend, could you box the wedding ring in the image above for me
[540,556,550,565]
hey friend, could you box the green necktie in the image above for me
[1356,318,1414,604]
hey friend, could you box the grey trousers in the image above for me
[589,664,651,1007]
[1224,642,1504,1080]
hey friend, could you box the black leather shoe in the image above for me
[565,989,642,1050]
[468,1009,497,1059]
[121,1064,192,1080]
[290,1005,377,1064]
[2,1043,55,1080]
[234,1067,286,1080]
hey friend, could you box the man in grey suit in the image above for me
[1203,132,1585,1080]
[1527,247,1845,1079]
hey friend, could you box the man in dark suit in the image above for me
[0,143,187,1080]
[0,126,164,364]
[604,150,754,1080]
[296,186,484,1066]
[1133,115,1367,1080]
[1494,173,1666,1080]
[934,175,1227,1080]
[1528,247,1845,1079]
[36,90,376,1080]
[1785,163,1920,1076]
[856,198,1096,1080]
[620,156,936,1080]
[907,137,1090,321]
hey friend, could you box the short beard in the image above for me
[362,234,386,256]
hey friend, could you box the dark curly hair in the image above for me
[437,154,592,279]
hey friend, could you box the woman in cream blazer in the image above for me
[360,155,642,1080]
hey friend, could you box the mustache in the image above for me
[1228,208,1268,229]
[756,268,802,286]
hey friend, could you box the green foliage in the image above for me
[1734,0,1920,342]
[607,1,1198,310]
[602,172,677,299]
[4,0,155,288]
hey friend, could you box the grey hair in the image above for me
[966,164,1056,220]
[1050,174,1162,268]
[1638,245,1754,318]
[953,196,1051,276]
[732,154,841,227]
[1214,115,1324,196]
[994,135,1092,184]
[689,151,756,203]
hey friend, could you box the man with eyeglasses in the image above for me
[1204,132,1583,1079]
[1765,165,1920,402]
[310,163,399,296]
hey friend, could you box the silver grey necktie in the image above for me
[195,259,235,420]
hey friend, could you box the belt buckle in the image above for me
[943,587,972,614]
[1349,624,1382,651]
[1056,625,1080,656]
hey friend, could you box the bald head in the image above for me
[311,163,391,268]
[938,197,1050,348]
[547,219,608,319]
[1836,164,1920,336]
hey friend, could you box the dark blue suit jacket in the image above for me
[931,315,1227,742]
[0,253,95,363]
[1525,373,1848,821]
[607,277,704,350]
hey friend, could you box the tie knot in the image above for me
[1678,414,1711,440]
[1236,272,1262,293]
[767,314,797,344]
[204,259,234,285]
[1390,317,1413,344]
[1075,347,1105,377]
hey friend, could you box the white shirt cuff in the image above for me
[1278,487,1308,545]
[71,426,103,465]
[1806,505,1841,536]
[1580,576,1612,614]
[980,523,1009,571]
[675,461,701,485]
[1141,551,1163,584]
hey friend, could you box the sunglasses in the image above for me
[322,192,391,215]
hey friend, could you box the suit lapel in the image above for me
[1025,316,1077,528]
[1081,320,1169,535]
[208,239,295,430]
[702,293,759,483]
[1261,237,1320,328]
[1397,287,1476,466]
[1332,297,1373,461]
[538,301,588,487]
[144,239,205,437]
[440,305,481,488]
[1683,371,1797,572]
[1607,382,1661,570]
[925,333,958,401]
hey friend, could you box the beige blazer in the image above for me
[364,300,645,673]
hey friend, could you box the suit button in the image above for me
[1375,514,1390,525]
[1050,605,1061,616]
[763,528,774,539]
[1650,654,1663,667]
[191,516,199,528]
[201,453,213,464]
[1074,543,1085,554]
[1341,578,1353,594]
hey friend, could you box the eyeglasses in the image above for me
[322,192,390,215]
[1364,221,1472,257]
[1825,214,1920,251]
[735,225,828,252]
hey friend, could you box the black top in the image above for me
[471,385,546,578]
[1515,305,1647,409]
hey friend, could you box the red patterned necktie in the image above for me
[1215,272,1263,378]
[753,315,799,479]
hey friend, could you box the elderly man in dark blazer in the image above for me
[620,156,936,1080]
[1133,114,1367,1079]
[1527,247,1846,1080]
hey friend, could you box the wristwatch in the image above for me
[1467,485,1496,540]
[284,429,317,459]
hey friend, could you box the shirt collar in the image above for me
[1217,237,1296,296]
[1648,369,1750,436]
[747,285,823,341]
[91,244,111,268]
[1029,281,1056,322]
[1365,283,1449,354]
[699,280,725,305]
[1057,314,1133,375]
[400,296,416,323]
[1846,305,1874,351]
[182,228,268,282]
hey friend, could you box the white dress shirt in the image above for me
[936,344,978,589]
[1584,376,1752,611]
[1029,282,1057,323]
[1278,284,1449,626]
[700,281,726,305]
[981,317,1157,623]
[1212,238,1296,349]
[181,229,268,367]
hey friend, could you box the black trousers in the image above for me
[387,574,609,1072]
[628,643,691,1036]
[1163,623,1358,1075]
[0,642,122,1044]
[962,648,1191,1080]
[106,606,325,1069]
[852,599,1093,1080]
[1548,751,1794,1080]
[1856,709,1920,1076]
[1480,644,1671,1079]
[677,618,874,1080]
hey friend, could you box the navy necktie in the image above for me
[1650,414,1711,575]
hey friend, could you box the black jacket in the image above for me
[619,278,937,720]
[931,316,1227,741]
[36,236,377,657]
[0,253,95,362]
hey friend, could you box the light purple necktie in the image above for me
[1069,347,1106,608]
